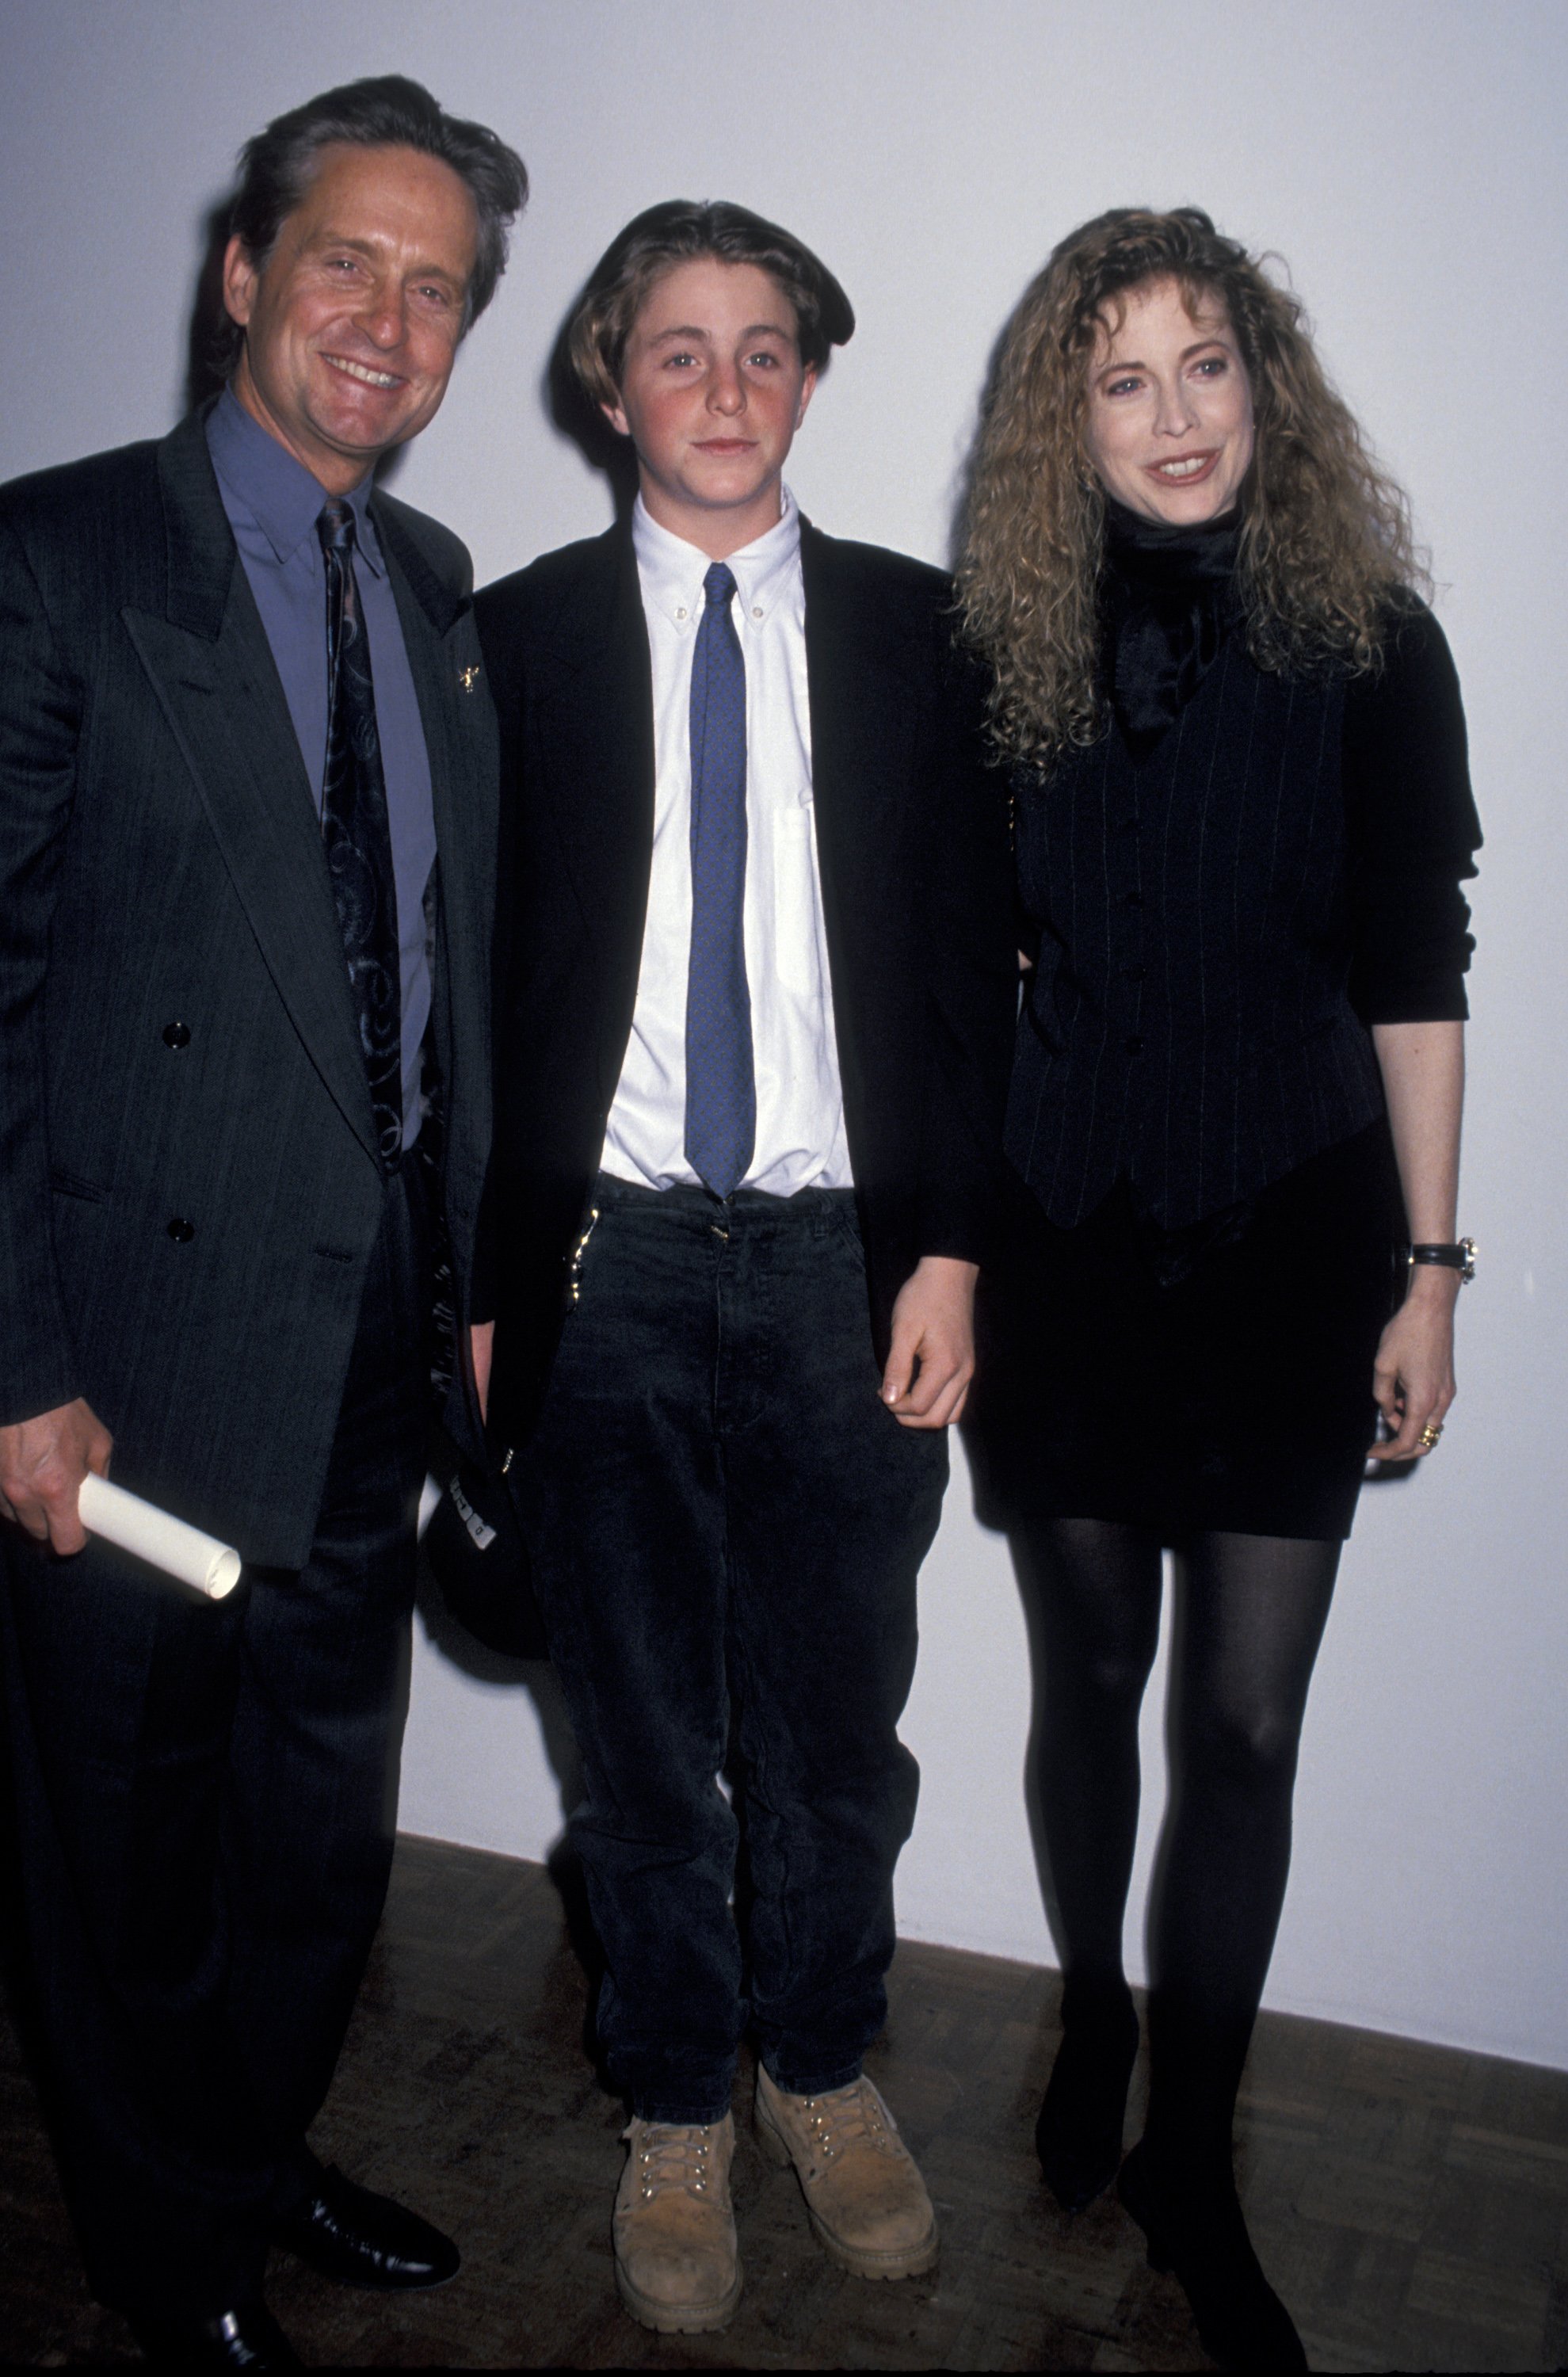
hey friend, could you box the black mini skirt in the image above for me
[967,1120,1407,1543]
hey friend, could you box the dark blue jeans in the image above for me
[513,1175,948,2124]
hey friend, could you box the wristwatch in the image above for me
[1408,1237,1476,1284]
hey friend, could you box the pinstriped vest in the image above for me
[1008,632,1383,1230]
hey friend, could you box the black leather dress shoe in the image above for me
[271,2164,460,2290]
[127,2303,303,2370]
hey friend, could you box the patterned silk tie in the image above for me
[317,498,402,1168]
[684,562,755,1199]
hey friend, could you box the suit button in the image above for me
[1123,964,1146,982]
[1124,891,1143,909]
[1125,1035,1146,1055]
[166,1217,196,1243]
[162,1021,191,1049]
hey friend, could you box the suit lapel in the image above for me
[528,525,655,1100]
[799,521,928,1057]
[122,415,378,1160]
[374,498,496,1114]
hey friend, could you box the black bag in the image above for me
[422,1439,551,1661]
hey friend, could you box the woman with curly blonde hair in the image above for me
[959,208,1481,2371]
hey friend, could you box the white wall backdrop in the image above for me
[4,0,1565,2068]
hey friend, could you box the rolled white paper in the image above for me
[78,1473,242,1601]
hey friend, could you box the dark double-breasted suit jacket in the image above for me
[0,409,495,1567]
[474,516,1018,1454]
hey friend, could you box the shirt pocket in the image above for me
[770,796,825,998]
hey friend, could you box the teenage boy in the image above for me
[474,201,1013,2335]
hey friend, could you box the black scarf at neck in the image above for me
[1102,494,1244,755]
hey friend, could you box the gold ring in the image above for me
[1417,1423,1443,1450]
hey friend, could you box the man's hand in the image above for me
[880,1257,979,1430]
[470,1321,494,1427]
[0,1399,113,1555]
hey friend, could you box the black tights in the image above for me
[1018,1518,1340,2178]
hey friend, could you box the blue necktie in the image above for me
[317,498,402,1169]
[685,562,755,1198]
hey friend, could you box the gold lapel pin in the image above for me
[459,664,481,692]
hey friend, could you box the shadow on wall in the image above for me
[412,1548,610,2060]
[185,196,232,415]
[945,312,1011,572]
[541,277,639,517]
[413,1548,584,1817]
[414,1547,609,2074]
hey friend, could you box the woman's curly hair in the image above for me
[956,206,1428,766]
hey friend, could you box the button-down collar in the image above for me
[206,385,384,574]
[631,485,801,631]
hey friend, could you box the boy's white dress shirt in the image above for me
[600,488,853,1194]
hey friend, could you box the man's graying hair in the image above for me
[216,74,528,374]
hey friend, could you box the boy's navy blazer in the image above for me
[0,410,497,1565]
[474,515,1017,1454]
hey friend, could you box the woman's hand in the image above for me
[882,1257,979,1429]
[1368,1018,1465,1462]
[1368,1268,1458,1459]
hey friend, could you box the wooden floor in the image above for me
[3,1836,1566,2372]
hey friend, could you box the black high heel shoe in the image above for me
[1118,2140,1307,2370]
[1035,1989,1140,2212]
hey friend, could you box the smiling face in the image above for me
[1083,275,1256,525]
[605,256,817,558]
[223,141,479,494]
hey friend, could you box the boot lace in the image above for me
[627,2120,718,2203]
[796,2078,896,2165]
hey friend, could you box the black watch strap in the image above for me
[1409,1236,1476,1282]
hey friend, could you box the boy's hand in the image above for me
[470,1321,494,1426]
[881,1257,979,1429]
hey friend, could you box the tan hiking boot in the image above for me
[612,2112,741,2333]
[754,2065,939,2280]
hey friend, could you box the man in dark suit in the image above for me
[0,78,525,2370]
[475,200,1015,2337]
